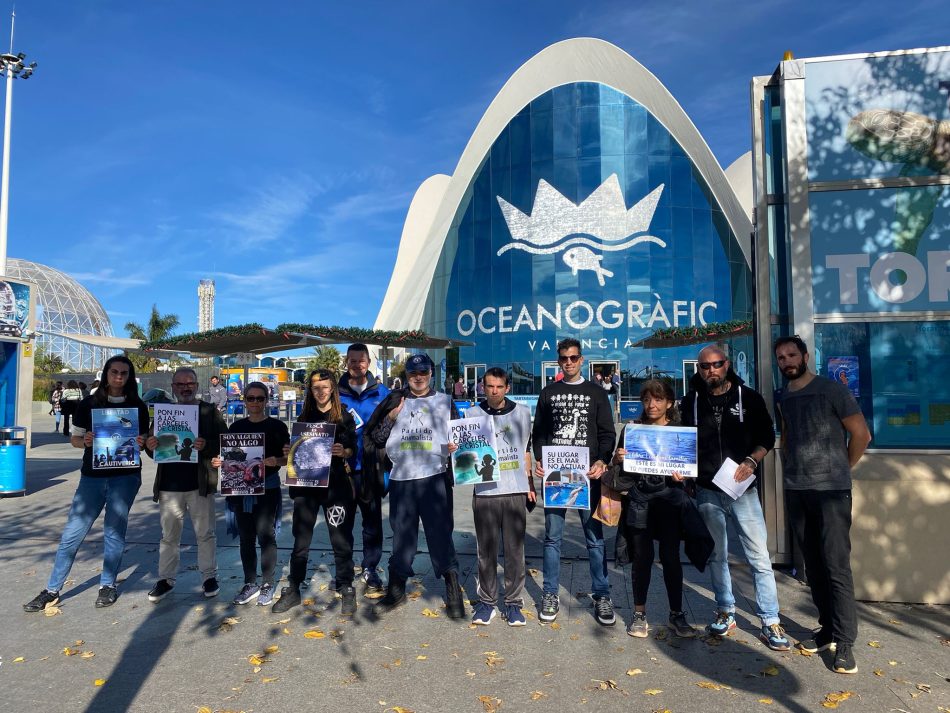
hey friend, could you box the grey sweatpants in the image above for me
[472,493,527,606]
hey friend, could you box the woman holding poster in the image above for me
[272,370,357,615]
[611,379,702,640]
[23,356,150,611]
[211,382,290,607]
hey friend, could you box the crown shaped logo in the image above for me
[496,174,665,285]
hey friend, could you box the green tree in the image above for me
[124,305,181,373]
[34,343,66,375]
[305,345,343,377]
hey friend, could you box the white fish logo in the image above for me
[496,174,665,284]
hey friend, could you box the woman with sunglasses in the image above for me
[272,369,357,615]
[612,379,701,639]
[211,382,290,607]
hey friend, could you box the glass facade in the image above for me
[421,82,754,397]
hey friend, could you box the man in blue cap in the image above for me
[367,353,465,618]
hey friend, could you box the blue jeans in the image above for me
[47,474,141,592]
[696,486,780,626]
[543,506,610,597]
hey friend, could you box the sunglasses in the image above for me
[558,355,581,363]
[245,395,267,402]
[698,360,726,370]
[172,381,198,388]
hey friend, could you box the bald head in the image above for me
[697,345,730,393]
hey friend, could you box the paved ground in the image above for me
[1,407,948,713]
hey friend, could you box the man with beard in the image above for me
[774,336,870,674]
[681,345,791,651]
[145,367,227,602]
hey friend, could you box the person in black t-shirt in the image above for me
[212,382,290,607]
[23,356,149,611]
[272,369,357,616]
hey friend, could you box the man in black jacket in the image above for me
[681,345,790,651]
[532,338,616,626]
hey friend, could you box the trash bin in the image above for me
[0,426,26,497]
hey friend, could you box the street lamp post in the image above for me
[0,11,36,275]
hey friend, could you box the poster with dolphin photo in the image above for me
[449,415,499,486]
[91,408,141,469]
[286,422,335,487]
[541,445,590,509]
[152,404,199,464]
[623,424,697,477]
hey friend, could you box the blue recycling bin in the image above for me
[0,426,26,496]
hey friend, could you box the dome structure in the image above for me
[5,259,115,371]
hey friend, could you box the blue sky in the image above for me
[7,0,946,342]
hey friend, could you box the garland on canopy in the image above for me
[275,323,432,345]
[646,318,753,346]
[140,322,435,350]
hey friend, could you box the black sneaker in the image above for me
[833,643,857,673]
[798,628,836,653]
[592,595,616,626]
[271,586,301,613]
[95,586,118,608]
[668,610,696,638]
[340,585,357,617]
[148,579,174,602]
[539,592,559,622]
[376,579,407,613]
[23,589,60,613]
[203,577,220,598]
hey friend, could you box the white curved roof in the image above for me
[724,151,754,222]
[376,37,753,331]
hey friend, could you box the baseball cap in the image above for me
[405,353,434,374]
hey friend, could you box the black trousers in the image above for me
[787,489,857,645]
[388,473,458,581]
[288,475,356,588]
[234,487,281,584]
[627,496,683,611]
[353,470,383,572]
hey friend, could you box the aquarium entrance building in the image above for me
[375,39,950,603]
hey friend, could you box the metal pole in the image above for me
[0,59,13,275]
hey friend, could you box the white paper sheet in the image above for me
[712,457,756,501]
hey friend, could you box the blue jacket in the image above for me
[338,372,390,472]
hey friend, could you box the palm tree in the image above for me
[125,305,180,373]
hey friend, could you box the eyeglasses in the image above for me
[558,354,581,363]
[698,360,726,371]
[172,381,198,388]
[244,396,267,403]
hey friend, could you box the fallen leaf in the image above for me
[264,645,279,654]
[13,657,24,663]
[304,630,325,639]
[406,590,423,600]
[248,654,264,666]
[528,568,539,576]
[643,689,663,695]
[197,708,213,713]
[421,608,440,618]
[93,679,106,687]
[798,647,813,656]
[43,606,62,617]
[759,698,773,704]
[477,695,501,713]
[319,584,328,592]
[218,616,241,632]
[592,679,622,692]
[569,634,579,641]
[80,651,96,659]
[387,707,415,713]
[530,691,546,700]
[253,666,262,674]
[283,628,291,635]
[887,619,901,625]
[696,681,730,690]
[820,691,854,709]
[302,598,315,606]
[761,665,779,677]
[549,622,561,631]
[484,651,505,670]
[74,640,85,646]
[873,669,884,677]
[420,643,429,648]
[654,628,668,641]
[62,647,80,657]
[416,655,427,661]
[543,672,553,677]
[915,683,931,693]
[867,640,882,648]
[888,660,898,666]
[262,676,279,683]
